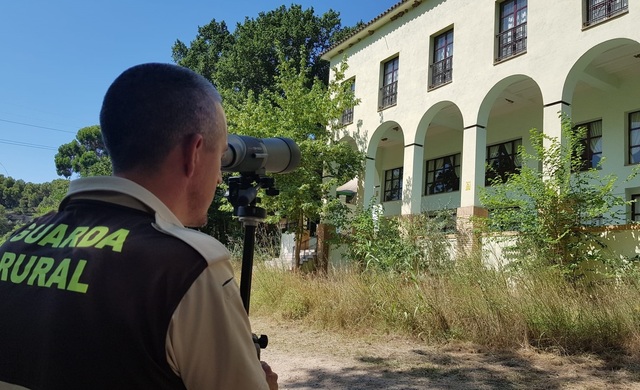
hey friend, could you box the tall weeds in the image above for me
[246,258,640,355]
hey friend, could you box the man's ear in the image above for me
[183,133,205,178]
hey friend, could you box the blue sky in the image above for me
[0,1,391,184]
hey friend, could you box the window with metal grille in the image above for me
[632,194,640,222]
[485,139,522,185]
[383,167,403,201]
[629,111,640,165]
[574,120,603,171]
[425,153,461,195]
[585,0,628,26]
[380,57,399,109]
[496,0,527,62]
[430,29,453,89]
[340,79,355,125]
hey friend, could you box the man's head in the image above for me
[100,63,227,226]
[100,63,225,173]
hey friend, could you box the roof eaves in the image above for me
[321,0,423,60]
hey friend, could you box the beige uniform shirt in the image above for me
[0,176,268,390]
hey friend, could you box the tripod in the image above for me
[226,173,278,355]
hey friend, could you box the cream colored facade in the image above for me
[322,0,640,229]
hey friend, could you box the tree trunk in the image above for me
[315,223,332,274]
[293,214,304,271]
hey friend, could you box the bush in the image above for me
[329,201,455,275]
[479,116,631,278]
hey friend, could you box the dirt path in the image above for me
[251,315,640,389]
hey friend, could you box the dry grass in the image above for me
[245,259,640,357]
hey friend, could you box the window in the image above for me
[496,0,527,62]
[629,111,640,164]
[485,139,522,185]
[383,167,403,201]
[425,153,461,195]
[585,0,628,26]
[340,79,355,125]
[380,57,399,109]
[632,194,640,222]
[575,120,603,171]
[430,29,453,89]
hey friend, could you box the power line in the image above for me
[0,138,58,151]
[0,118,76,134]
[0,162,9,176]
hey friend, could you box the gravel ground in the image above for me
[251,315,640,390]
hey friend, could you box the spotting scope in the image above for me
[221,135,301,174]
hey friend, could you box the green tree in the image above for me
[55,125,112,178]
[0,205,11,238]
[173,5,364,254]
[0,175,62,240]
[18,182,47,214]
[172,5,356,97]
[224,56,363,270]
[35,179,70,215]
[479,116,630,278]
[0,175,23,209]
[172,19,233,83]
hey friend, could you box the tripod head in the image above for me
[226,172,278,226]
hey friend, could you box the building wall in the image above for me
[483,226,640,270]
[324,0,640,218]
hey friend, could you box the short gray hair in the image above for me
[100,63,223,173]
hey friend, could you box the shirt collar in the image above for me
[63,176,184,227]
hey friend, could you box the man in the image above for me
[0,63,278,389]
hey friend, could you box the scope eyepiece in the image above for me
[222,135,301,174]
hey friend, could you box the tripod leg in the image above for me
[240,223,257,314]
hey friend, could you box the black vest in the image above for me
[0,199,208,390]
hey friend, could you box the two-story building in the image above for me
[320,0,639,262]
